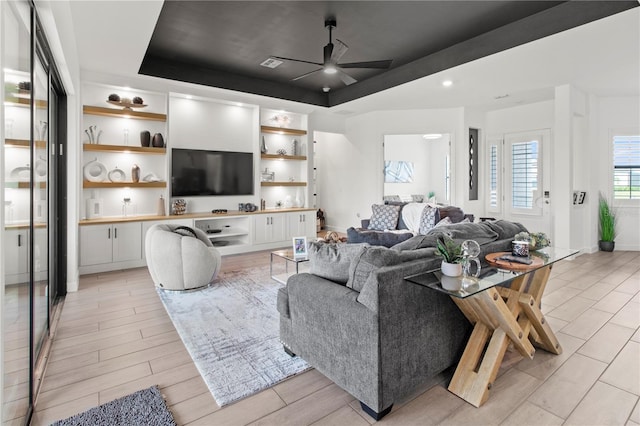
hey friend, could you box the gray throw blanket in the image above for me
[392,222,500,251]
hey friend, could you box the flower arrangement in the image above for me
[435,235,463,264]
[514,231,550,251]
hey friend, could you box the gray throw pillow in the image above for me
[367,204,401,231]
[308,242,368,284]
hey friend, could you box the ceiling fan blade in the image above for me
[271,56,323,67]
[339,60,393,69]
[336,68,357,86]
[331,39,349,63]
[292,68,323,81]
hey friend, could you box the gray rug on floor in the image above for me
[157,267,309,407]
[50,385,175,426]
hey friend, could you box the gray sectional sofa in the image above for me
[277,220,527,420]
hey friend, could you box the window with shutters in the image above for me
[489,144,499,209]
[511,140,539,209]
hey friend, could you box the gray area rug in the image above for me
[50,385,176,426]
[157,267,309,407]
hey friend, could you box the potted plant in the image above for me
[598,193,617,252]
[436,235,463,277]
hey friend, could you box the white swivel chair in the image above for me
[145,223,221,290]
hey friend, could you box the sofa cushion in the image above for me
[347,227,413,248]
[367,204,401,231]
[308,241,368,284]
[484,220,528,240]
[427,221,499,245]
[347,246,429,292]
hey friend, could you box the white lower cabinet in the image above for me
[253,213,285,244]
[287,211,316,240]
[5,228,29,284]
[80,222,142,270]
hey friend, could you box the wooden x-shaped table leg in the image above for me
[447,265,562,407]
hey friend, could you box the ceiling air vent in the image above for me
[260,58,283,69]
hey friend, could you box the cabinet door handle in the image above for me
[114,228,118,239]
[108,228,111,239]
[18,234,22,247]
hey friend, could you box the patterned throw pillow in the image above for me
[367,204,400,231]
[418,206,438,234]
[433,216,452,228]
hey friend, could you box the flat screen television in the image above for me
[171,148,254,196]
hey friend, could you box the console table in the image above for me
[405,247,578,407]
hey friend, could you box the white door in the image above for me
[112,222,142,262]
[503,130,552,235]
[79,224,112,266]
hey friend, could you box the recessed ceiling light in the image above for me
[442,80,453,87]
[185,95,193,99]
[423,133,443,140]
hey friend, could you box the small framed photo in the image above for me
[292,236,308,259]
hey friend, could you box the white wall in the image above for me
[594,96,640,251]
[168,95,260,213]
[315,108,463,231]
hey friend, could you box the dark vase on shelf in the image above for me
[152,133,164,148]
[140,131,151,147]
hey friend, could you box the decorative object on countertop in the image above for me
[276,148,287,156]
[291,139,298,156]
[460,239,481,278]
[295,188,304,208]
[260,199,266,210]
[86,190,103,219]
[598,192,617,252]
[157,194,166,216]
[83,158,107,182]
[108,167,125,182]
[131,164,140,183]
[261,168,274,182]
[122,197,133,216]
[133,96,144,104]
[284,195,293,208]
[152,133,164,148]
[172,199,187,215]
[108,93,120,102]
[140,130,151,147]
[514,231,550,251]
[511,240,530,257]
[260,135,268,154]
[436,235,463,277]
[275,200,282,208]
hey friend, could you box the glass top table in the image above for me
[270,249,309,285]
[405,247,579,299]
[405,247,579,408]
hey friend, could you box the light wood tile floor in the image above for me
[27,250,639,425]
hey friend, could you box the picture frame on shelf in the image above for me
[292,236,308,259]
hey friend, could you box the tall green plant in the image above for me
[598,193,617,242]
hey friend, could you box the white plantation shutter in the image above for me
[490,144,499,208]
[511,140,539,209]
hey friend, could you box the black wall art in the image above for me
[469,128,479,200]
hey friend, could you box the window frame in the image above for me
[609,128,640,207]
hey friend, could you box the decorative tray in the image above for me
[485,252,544,271]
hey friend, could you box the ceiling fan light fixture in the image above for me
[323,65,337,74]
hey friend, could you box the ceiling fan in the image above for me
[271,18,393,86]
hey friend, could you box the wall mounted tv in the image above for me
[171,148,254,197]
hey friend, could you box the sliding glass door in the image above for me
[2,0,66,422]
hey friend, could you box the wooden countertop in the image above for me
[78,208,317,226]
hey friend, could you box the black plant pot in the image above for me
[599,240,615,252]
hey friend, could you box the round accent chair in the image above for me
[145,224,221,290]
